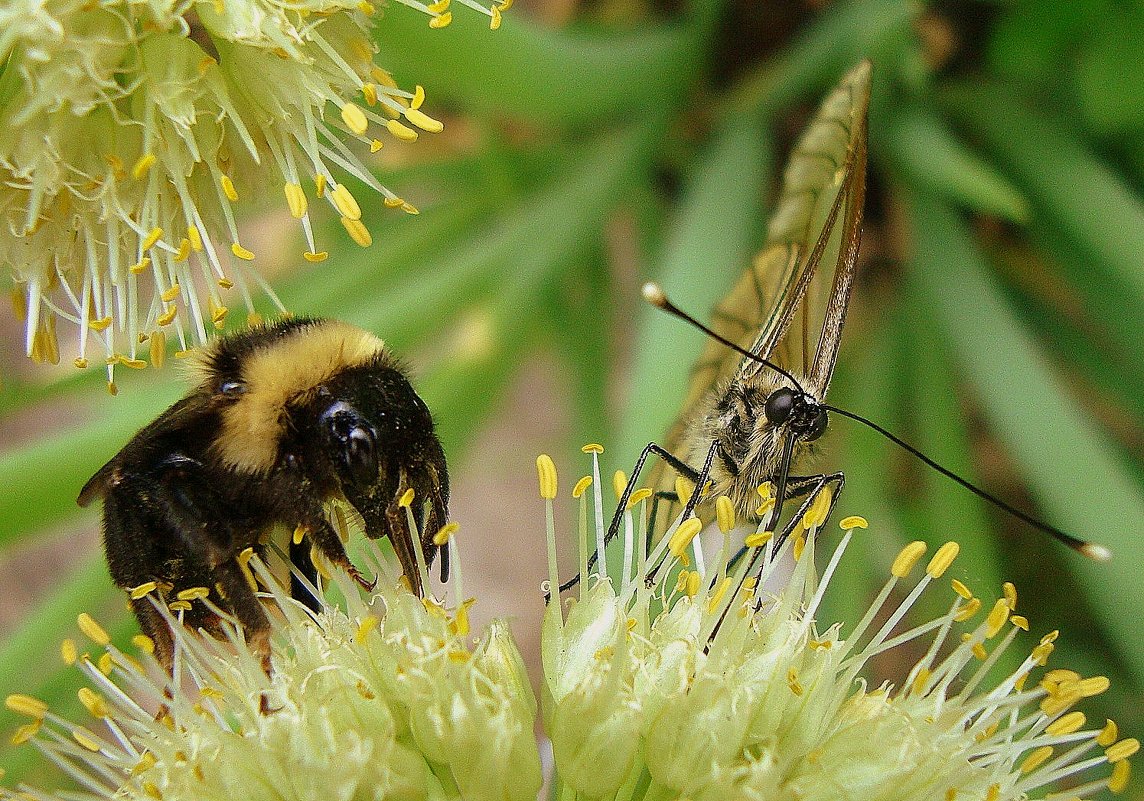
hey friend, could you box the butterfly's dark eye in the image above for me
[804,407,828,442]
[764,387,797,425]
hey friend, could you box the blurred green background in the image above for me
[2,0,1142,795]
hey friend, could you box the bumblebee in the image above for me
[78,318,449,671]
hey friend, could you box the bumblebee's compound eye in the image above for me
[764,387,797,425]
[320,401,379,487]
[804,406,828,442]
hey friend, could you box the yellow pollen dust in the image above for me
[77,612,110,645]
[341,217,372,247]
[787,667,803,696]
[160,284,181,303]
[157,307,178,326]
[536,454,558,499]
[572,475,592,498]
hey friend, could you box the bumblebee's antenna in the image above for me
[645,282,1112,562]
[643,283,807,394]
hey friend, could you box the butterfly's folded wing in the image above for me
[652,60,871,526]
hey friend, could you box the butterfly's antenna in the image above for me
[643,283,807,394]
[824,404,1111,561]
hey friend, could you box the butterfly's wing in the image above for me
[654,60,871,507]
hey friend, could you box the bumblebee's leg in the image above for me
[555,442,701,596]
[289,535,322,612]
[304,515,376,592]
[130,597,176,672]
[211,557,273,675]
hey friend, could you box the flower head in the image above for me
[539,447,1136,800]
[2,532,541,801]
[0,0,508,390]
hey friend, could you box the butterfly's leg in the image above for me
[643,442,719,586]
[555,441,704,596]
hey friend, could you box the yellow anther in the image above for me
[706,577,732,613]
[331,183,362,220]
[1041,690,1082,717]
[284,183,307,219]
[161,284,181,303]
[176,586,210,601]
[168,600,192,612]
[787,667,803,696]
[971,642,988,660]
[173,238,191,262]
[433,521,459,546]
[220,174,238,202]
[429,9,452,26]
[356,615,379,641]
[141,227,163,250]
[386,118,419,141]
[133,635,155,654]
[73,727,102,752]
[78,687,109,718]
[744,531,773,548]
[1041,629,1060,645]
[315,174,327,197]
[362,83,378,106]
[129,581,158,599]
[1031,642,1054,665]
[1020,745,1053,773]
[1002,581,1018,611]
[73,358,88,369]
[1099,720,1120,747]
[926,542,959,577]
[370,139,383,152]
[149,330,166,369]
[303,251,329,262]
[341,217,372,247]
[96,652,113,675]
[1046,711,1086,736]
[342,103,369,137]
[1109,759,1131,793]
[716,496,736,534]
[427,0,450,12]
[792,532,807,560]
[90,315,112,331]
[911,667,931,695]
[985,598,1010,638]
[1077,676,1111,697]
[668,517,702,559]
[121,356,147,369]
[1010,614,1029,630]
[129,257,151,274]
[404,107,443,133]
[839,515,868,530]
[891,541,927,578]
[184,225,202,252]
[132,153,157,180]
[757,482,774,501]
[245,313,263,327]
[61,638,78,665]
[133,752,157,775]
[411,84,426,109]
[107,381,118,396]
[157,307,178,326]
[674,570,690,594]
[627,488,653,509]
[801,487,832,529]
[292,525,307,546]
[490,4,501,28]
[684,571,700,598]
[11,720,41,745]
[572,475,592,498]
[675,476,695,507]
[231,242,255,261]
[77,612,110,645]
[536,454,558,499]
[612,470,626,500]
[384,196,405,208]
[581,443,604,454]
[5,694,48,719]
[945,789,956,801]
[398,488,415,507]
[954,597,981,621]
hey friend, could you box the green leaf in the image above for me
[906,190,1144,677]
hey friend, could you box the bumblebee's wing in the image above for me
[663,60,871,462]
[77,391,213,507]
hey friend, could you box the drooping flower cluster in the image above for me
[538,446,1136,800]
[2,533,541,801]
[0,0,508,389]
